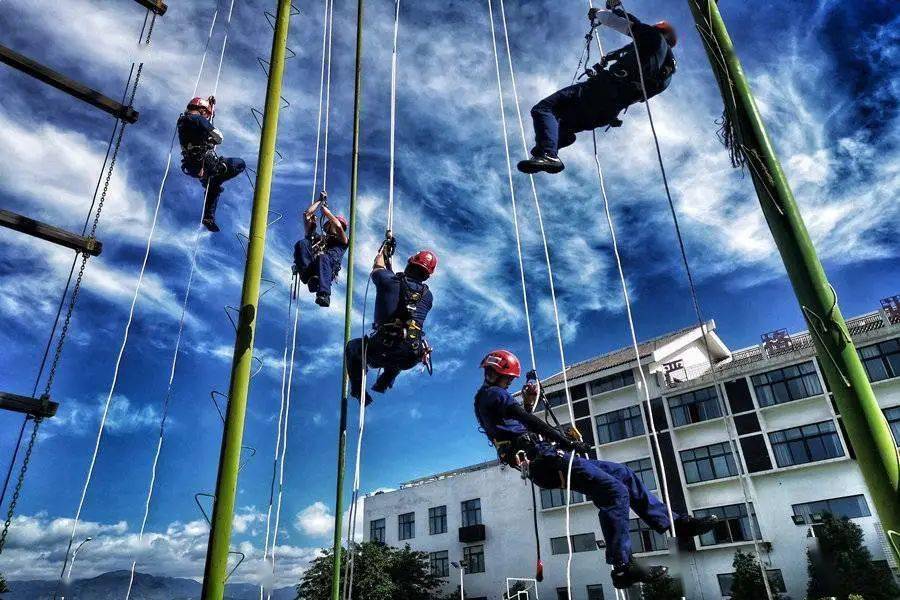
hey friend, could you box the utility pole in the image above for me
[686,0,900,562]
[200,1,292,597]
[329,0,365,597]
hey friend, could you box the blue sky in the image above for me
[0,0,897,586]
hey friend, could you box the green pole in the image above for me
[329,0,365,597]
[200,1,292,597]
[686,0,900,561]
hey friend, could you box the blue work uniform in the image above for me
[530,11,675,158]
[346,267,433,401]
[474,383,673,567]
[177,113,246,219]
[293,234,347,296]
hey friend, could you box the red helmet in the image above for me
[654,21,677,47]
[480,350,521,378]
[187,96,214,116]
[335,215,349,230]
[408,250,437,276]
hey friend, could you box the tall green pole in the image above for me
[686,0,900,561]
[329,0,365,597]
[200,1,292,597]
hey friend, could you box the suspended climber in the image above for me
[517,0,677,175]
[177,96,247,232]
[293,191,349,307]
[346,245,437,406]
[474,350,718,589]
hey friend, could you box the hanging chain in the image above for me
[0,23,153,554]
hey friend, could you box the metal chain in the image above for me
[0,26,152,554]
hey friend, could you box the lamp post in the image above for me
[61,536,92,600]
[451,560,467,599]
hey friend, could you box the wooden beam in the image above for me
[133,0,168,16]
[0,209,102,256]
[0,392,58,418]
[0,44,139,123]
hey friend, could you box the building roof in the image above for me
[539,322,711,388]
[400,459,500,488]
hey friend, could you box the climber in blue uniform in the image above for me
[517,0,678,175]
[293,191,349,307]
[178,96,246,232]
[474,350,717,590]
[346,248,437,406]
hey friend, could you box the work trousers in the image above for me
[182,152,246,218]
[345,335,423,399]
[294,238,343,295]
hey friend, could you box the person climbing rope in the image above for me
[293,191,349,307]
[345,248,437,406]
[474,350,717,589]
[517,0,677,175]
[177,96,246,232]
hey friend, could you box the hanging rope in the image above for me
[320,0,336,192]
[385,0,400,234]
[0,12,157,559]
[491,1,581,595]
[611,1,774,597]
[309,0,332,202]
[55,3,227,589]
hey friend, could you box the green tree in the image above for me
[296,542,448,600]
[806,515,900,600]
[730,550,781,600]
[641,571,683,600]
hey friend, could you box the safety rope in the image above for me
[321,0,336,192]
[0,13,156,560]
[492,1,579,595]
[55,4,226,590]
[309,0,332,201]
[386,0,401,234]
[614,1,774,597]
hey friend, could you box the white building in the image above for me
[362,300,900,600]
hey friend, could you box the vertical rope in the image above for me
[309,0,331,201]
[386,0,401,232]
[321,0,336,191]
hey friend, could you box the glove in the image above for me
[606,0,622,9]
[208,95,217,106]
[588,7,600,22]
[209,128,223,145]
[570,441,592,456]
[318,190,328,205]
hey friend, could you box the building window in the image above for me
[461,498,482,527]
[859,338,900,382]
[429,505,447,535]
[556,588,570,600]
[792,495,871,522]
[596,405,644,444]
[717,570,786,596]
[463,545,485,573]
[586,585,605,600]
[887,407,900,445]
[624,458,656,492]
[550,533,597,555]
[590,370,636,395]
[680,442,738,484]
[540,488,587,509]
[398,512,415,541]
[629,518,666,553]
[668,386,723,427]
[769,420,844,467]
[369,518,385,544]
[751,360,823,407]
[694,503,761,546]
[429,550,449,577]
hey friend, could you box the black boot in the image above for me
[674,514,719,539]
[611,561,668,589]
[315,291,331,307]
[517,152,565,174]
[371,375,390,394]
[202,185,223,232]
[202,214,220,233]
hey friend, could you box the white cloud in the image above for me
[45,394,162,438]
[293,502,333,538]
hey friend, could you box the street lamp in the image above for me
[451,560,467,599]
[61,536,93,599]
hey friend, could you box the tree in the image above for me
[296,542,448,600]
[806,515,900,600]
[730,550,781,600]
[641,571,682,600]
[0,572,8,593]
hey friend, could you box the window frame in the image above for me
[398,512,415,541]
[428,505,447,535]
[679,442,739,484]
[791,494,871,522]
[369,518,385,544]
[668,386,723,427]
[461,498,482,527]
[429,550,449,578]
[693,502,761,547]
[586,584,605,600]
[590,369,636,395]
[549,533,597,555]
[624,457,657,492]
[540,487,587,509]
[768,420,844,468]
[858,338,900,382]
[886,406,900,446]
[717,569,786,597]
[595,404,645,444]
[628,517,666,553]
[751,360,823,407]
[462,544,485,573]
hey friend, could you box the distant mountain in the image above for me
[3,570,296,599]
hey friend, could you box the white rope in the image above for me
[309,0,331,201]
[612,2,773,597]
[321,0,336,191]
[494,1,578,595]
[58,3,228,589]
[386,0,401,233]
